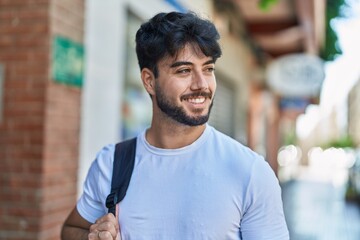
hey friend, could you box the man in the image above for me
[61,11,289,240]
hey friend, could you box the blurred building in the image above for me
[218,0,326,171]
[0,1,84,239]
[348,77,360,146]
[0,0,325,239]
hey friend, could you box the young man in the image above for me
[61,11,289,240]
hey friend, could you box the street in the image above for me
[282,168,360,240]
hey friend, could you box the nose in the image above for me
[190,71,209,91]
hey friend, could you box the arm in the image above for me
[240,159,289,239]
[61,207,91,240]
[63,144,119,239]
[61,206,120,240]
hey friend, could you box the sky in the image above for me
[321,0,360,112]
[297,0,360,140]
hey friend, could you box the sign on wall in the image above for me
[266,53,325,98]
[52,36,84,87]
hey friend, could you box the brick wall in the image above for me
[0,0,84,239]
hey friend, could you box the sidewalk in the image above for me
[281,167,360,240]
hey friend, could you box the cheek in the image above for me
[210,78,217,94]
[158,82,183,102]
[166,80,189,96]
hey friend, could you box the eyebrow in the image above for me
[170,59,215,68]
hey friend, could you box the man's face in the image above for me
[154,44,216,126]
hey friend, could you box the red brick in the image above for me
[0,22,49,35]
[0,0,84,239]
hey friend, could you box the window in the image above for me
[121,11,152,139]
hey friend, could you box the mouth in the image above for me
[183,96,206,104]
[181,92,212,104]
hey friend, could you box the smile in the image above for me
[181,92,212,104]
[185,96,206,104]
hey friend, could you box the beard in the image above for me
[155,84,213,126]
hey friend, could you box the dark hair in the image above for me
[135,11,222,78]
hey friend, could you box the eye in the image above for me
[205,67,215,73]
[176,68,191,74]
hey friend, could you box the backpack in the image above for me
[105,137,137,216]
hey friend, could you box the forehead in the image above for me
[159,44,212,67]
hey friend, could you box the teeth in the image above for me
[187,97,205,104]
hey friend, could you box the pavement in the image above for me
[281,166,360,240]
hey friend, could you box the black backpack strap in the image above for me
[106,137,137,216]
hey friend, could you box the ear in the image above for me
[141,68,155,96]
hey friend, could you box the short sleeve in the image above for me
[240,158,289,240]
[77,144,115,223]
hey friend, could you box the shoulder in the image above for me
[77,144,116,222]
[209,126,264,164]
[208,126,277,183]
[93,144,116,171]
[95,143,116,178]
[87,144,116,198]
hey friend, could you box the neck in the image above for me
[146,118,206,149]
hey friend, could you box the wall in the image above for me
[0,0,84,239]
[78,0,128,195]
[216,33,255,142]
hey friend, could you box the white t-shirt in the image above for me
[77,125,289,240]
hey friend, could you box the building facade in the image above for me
[0,0,85,239]
[348,77,360,146]
[0,0,325,239]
